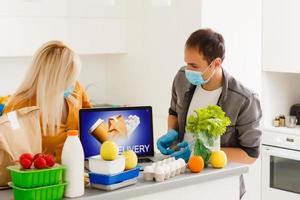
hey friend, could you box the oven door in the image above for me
[262,145,300,200]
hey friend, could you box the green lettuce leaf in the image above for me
[186,105,231,137]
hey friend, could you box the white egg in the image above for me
[162,164,171,179]
[154,166,165,182]
[159,165,167,180]
[154,166,164,174]
[168,162,177,177]
[151,163,157,168]
[162,159,168,165]
[144,166,154,173]
[175,160,181,175]
[177,158,185,166]
[166,157,172,164]
[177,158,187,173]
[143,166,154,181]
[156,161,163,166]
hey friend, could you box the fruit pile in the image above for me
[187,150,228,173]
[8,153,65,200]
[19,153,55,170]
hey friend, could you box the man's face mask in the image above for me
[64,85,74,98]
[185,61,215,86]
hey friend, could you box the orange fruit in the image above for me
[188,155,204,173]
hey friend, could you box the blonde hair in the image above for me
[8,41,81,136]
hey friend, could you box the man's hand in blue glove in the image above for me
[157,129,178,155]
[170,141,191,163]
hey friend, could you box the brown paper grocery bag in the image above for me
[0,106,42,187]
[108,115,128,140]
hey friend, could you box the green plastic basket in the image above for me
[7,164,65,188]
[11,182,66,200]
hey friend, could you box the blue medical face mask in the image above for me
[185,62,215,86]
[64,85,74,98]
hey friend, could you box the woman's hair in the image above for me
[8,40,81,135]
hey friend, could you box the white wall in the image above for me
[78,55,108,104]
[0,57,31,95]
[0,55,108,104]
[201,0,262,94]
[200,1,262,200]
[106,0,202,145]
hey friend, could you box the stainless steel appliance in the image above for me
[262,129,300,200]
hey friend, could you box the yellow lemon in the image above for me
[122,150,138,170]
[210,150,227,168]
[100,141,118,161]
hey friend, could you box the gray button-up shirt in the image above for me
[169,67,262,198]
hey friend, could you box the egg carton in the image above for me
[143,157,186,182]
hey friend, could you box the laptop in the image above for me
[79,106,155,169]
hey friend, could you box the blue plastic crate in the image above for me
[0,104,4,115]
[89,167,140,185]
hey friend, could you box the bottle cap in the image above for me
[67,130,78,136]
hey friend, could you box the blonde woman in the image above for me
[3,41,91,162]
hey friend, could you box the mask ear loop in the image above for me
[202,59,217,84]
[202,59,215,75]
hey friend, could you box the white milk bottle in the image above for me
[61,130,84,197]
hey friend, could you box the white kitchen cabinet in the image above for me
[0,17,68,56]
[0,0,127,56]
[0,0,126,18]
[66,18,127,54]
[263,0,300,73]
[0,0,67,17]
[66,0,127,18]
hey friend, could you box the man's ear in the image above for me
[214,57,222,68]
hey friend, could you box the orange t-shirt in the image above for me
[3,81,92,162]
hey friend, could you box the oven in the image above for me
[262,130,300,200]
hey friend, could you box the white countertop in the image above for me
[0,162,248,200]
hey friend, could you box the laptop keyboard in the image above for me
[138,157,153,163]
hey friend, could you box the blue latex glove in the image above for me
[157,129,178,155]
[170,141,191,163]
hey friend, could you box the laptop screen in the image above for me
[79,106,154,159]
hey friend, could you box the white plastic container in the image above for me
[89,155,125,175]
[61,130,85,198]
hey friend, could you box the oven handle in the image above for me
[262,145,300,161]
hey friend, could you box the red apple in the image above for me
[20,158,32,169]
[33,153,44,160]
[34,157,47,169]
[19,153,33,163]
[44,154,55,167]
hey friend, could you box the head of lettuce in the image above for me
[186,105,231,167]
